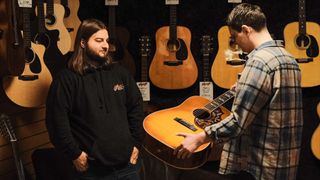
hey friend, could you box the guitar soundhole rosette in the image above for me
[194,108,224,129]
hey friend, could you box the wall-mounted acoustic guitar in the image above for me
[143,88,234,169]
[34,0,66,78]
[283,0,320,87]
[43,0,71,55]
[0,0,25,76]
[149,0,198,90]
[56,0,82,51]
[0,113,25,180]
[2,1,52,108]
[211,0,245,89]
[311,102,320,160]
[105,0,136,76]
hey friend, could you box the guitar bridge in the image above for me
[174,117,197,132]
[296,58,313,63]
[164,60,183,66]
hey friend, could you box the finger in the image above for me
[176,132,187,137]
[174,144,182,155]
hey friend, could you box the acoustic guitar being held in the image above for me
[149,1,198,90]
[143,89,235,169]
[311,102,320,160]
[283,0,320,87]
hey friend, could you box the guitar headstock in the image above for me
[0,114,17,142]
[200,35,213,56]
[139,35,151,57]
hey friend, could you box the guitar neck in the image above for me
[11,140,26,180]
[298,0,306,34]
[204,89,235,112]
[108,6,117,38]
[22,8,32,49]
[202,54,210,81]
[169,5,177,40]
[141,55,148,82]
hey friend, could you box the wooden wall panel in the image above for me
[0,89,51,180]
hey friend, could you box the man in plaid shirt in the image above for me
[174,3,303,180]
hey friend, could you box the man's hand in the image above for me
[130,146,139,165]
[73,151,89,172]
[174,132,210,159]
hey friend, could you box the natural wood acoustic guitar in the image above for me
[283,0,320,87]
[56,0,82,51]
[143,89,235,169]
[43,0,72,55]
[211,0,245,89]
[311,102,320,160]
[2,4,52,108]
[149,3,198,90]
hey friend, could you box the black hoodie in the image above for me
[45,63,145,167]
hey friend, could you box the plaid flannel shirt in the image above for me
[205,40,303,180]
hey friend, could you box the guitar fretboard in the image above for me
[298,0,306,35]
[204,89,235,112]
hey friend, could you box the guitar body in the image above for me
[143,96,230,169]
[43,3,71,55]
[59,0,81,51]
[283,22,320,87]
[2,43,52,107]
[149,26,198,90]
[113,26,136,76]
[211,26,244,89]
[0,0,24,76]
[311,102,320,160]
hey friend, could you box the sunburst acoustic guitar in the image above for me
[149,1,198,90]
[283,0,320,87]
[211,0,246,89]
[311,102,320,160]
[143,88,235,169]
[2,3,52,108]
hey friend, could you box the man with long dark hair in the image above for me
[174,3,303,180]
[45,19,145,180]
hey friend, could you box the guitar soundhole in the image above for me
[193,108,224,129]
[167,39,180,52]
[45,14,56,26]
[295,34,311,49]
[25,48,35,64]
[34,33,50,49]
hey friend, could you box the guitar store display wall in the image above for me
[0,0,319,179]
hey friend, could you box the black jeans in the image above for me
[73,161,141,180]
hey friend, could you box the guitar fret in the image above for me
[169,5,177,40]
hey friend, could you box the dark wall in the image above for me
[77,1,320,179]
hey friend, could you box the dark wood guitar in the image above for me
[199,35,214,100]
[211,0,245,89]
[2,4,52,108]
[0,0,24,76]
[57,0,82,51]
[137,35,158,114]
[143,89,234,169]
[149,2,198,90]
[283,0,320,87]
[106,1,136,76]
[311,102,320,160]
[44,0,71,54]
[0,113,25,180]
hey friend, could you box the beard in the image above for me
[85,46,108,64]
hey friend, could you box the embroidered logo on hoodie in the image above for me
[113,84,124,91]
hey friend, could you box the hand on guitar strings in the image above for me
[174,132,210,159]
